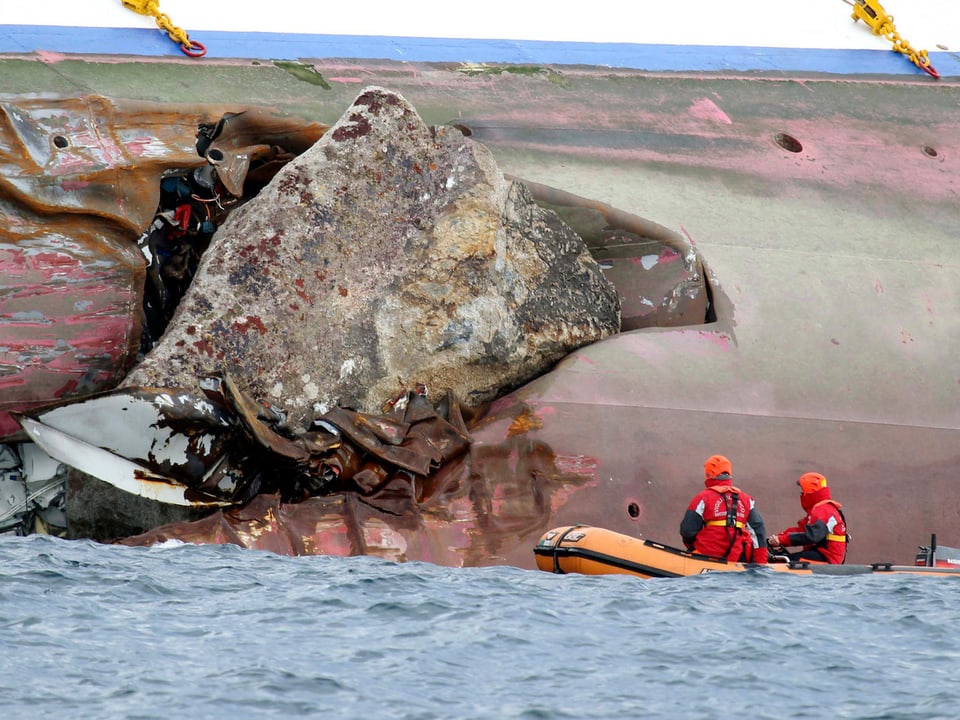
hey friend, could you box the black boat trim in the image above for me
[534,544,685,579]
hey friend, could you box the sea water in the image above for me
[2,534,957,720]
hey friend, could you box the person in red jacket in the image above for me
[767,472,848,564]
[680,455,769,564]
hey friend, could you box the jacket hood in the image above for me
[705,475,734,489]
[801,485,832,512]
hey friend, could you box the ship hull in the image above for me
[1,4,958,564]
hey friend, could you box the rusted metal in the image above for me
[0,96,328,441]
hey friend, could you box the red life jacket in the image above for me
[807,499,848,564]
[691,484,752,561]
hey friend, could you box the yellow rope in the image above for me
[849,0,938,77]
[122,0,205,56]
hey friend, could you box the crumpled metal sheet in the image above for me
[21,369,476,513]
[0,95,328,441]
[69,373,599,566]
[517,178,708,329]
[192,371,473,507]
[114,427,595,566]
[18,385,237,487]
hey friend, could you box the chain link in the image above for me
[121,0,206,57]
[850,0,938,78]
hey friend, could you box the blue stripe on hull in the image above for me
[1,25,956,76]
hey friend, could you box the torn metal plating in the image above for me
[18,370,475,518]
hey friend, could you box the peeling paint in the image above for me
[688,97,733,125]
[698,330,733,350]
[640,254,659,270]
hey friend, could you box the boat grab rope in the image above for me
[845,0,939,78]
[121,0,206,57]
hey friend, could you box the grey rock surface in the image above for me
[125,86,620,430]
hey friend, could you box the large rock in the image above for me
[125,87,620,430]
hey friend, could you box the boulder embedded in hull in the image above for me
[124,86,622,430]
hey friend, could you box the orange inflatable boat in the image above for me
[533,526,960,579]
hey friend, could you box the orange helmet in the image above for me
[704,455,733,480]
[798,472,828,495]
